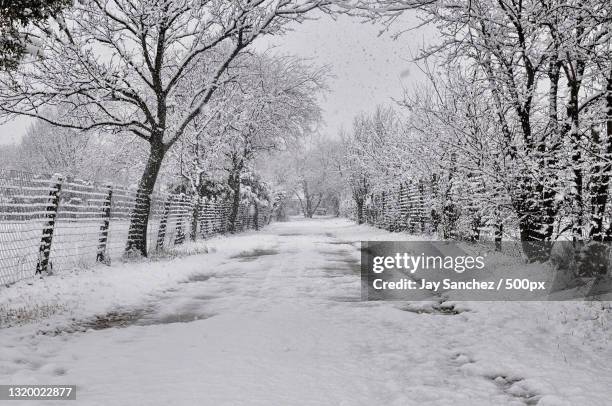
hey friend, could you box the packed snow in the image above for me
[0,217,610,405]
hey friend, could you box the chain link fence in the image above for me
[0,169,270,286]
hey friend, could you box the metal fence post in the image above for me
[96,184,113,264]
[35,174,63,275]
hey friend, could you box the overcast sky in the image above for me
[257,12,433,138]
[0,11,434,145]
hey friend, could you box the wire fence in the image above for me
[344,180,524,257]
[362,181,431,233]
[0,169,270,286]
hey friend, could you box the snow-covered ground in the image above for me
[0,217,610,405]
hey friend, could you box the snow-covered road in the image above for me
[1,218,611,405]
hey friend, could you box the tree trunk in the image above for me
[511,171,556,262]
[331,195,340,217]
[125,142,165,257]
[302,181,312,217]
[355,196,364,224]
[305,198,313,218]
[311,193,323,217]
[190,195,201,241]
[470,215,481,242]
[494,222,503,252]
[593,69,612,241]
[517,213,552,262]
[568,79,584,242]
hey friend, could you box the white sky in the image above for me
[258,12,434,137]
[0,11,434,145]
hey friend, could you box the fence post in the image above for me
[211,199,217,234]
[222,201,229,233]
[35,174,63,275]
[198,197,206,239]
[202,197,212,238]
[175,194,186,245]
[96,184,113,264]
[253,203,259,231]
[409,183,416,233]
[210,198,217,234]
[155,194,173,251]
[418,179,426,233]
[402,183,409,231]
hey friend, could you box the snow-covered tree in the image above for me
[169,52,326,232]
[272,134,341,218]
[0,0,71,70]
[416,0,612,261]
[0,143,20,169]
[16,118,90,176]
[0,0,341,255]
[351,0,612,265]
